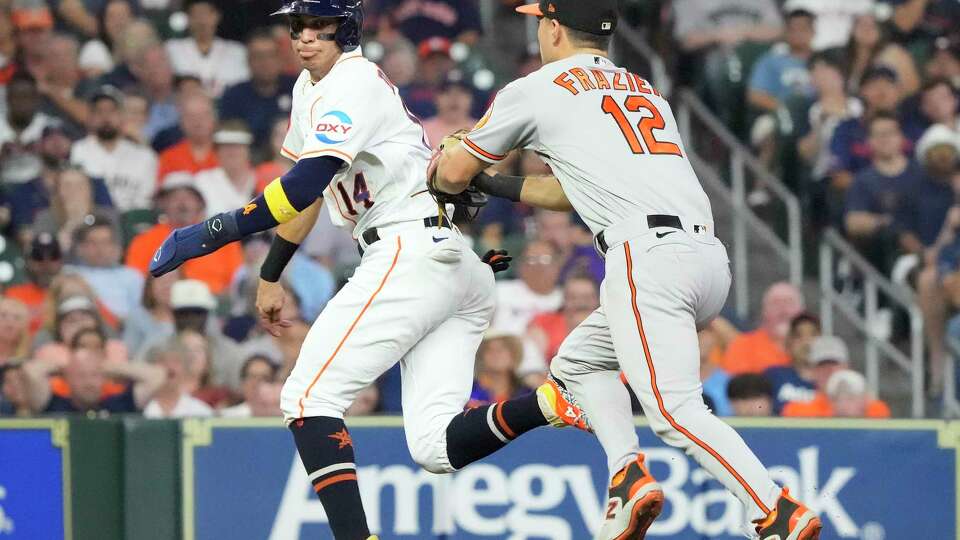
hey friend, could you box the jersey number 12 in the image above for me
[601,95,682,156]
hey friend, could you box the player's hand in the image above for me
[482,249,512,273]
[149,212,241,278]
[256,278,292,337]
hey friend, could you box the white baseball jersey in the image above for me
[462,53,713,235]
[281,48,437,238]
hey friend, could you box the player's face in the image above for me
[289,16,342,75]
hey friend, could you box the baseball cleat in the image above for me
[536,374,591,431]
[754,488,822,540]
[595,454,664,540]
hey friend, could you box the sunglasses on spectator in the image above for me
[288,17,338,41]
[523,255,555,265]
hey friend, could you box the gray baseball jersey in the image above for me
[462,53,713,235]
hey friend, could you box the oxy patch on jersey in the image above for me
[314,110,354,145]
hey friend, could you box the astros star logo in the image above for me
[329,429,353,449]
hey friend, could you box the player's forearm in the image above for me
[473,171,573,211]
[276,199,322,244]
[435,146,487,194]
[260,199,322,282]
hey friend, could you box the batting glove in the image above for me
[482,249,512,274]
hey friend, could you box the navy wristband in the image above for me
[260,235,300,282]
[473,172,524,202]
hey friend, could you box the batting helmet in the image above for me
[271,0,363,52]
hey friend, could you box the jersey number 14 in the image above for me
[601,95,682,157]
[335,172,374,216]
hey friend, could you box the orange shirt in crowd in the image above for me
[254,161,287,194]
[157,141,218,184]
[529,312,566,363]
[721,328,790,375]
[125,223,242,294]
[781,392,891,419]
[38,340,130,399]
[6,282,48,334]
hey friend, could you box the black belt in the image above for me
[595,214,682,255]
[358,216,451,255]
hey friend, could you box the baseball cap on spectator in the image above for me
[809,336,849,365]
[41,118,69,140]
[11,0,53,31]
[860,65,898,87]
[418,37,452,59]
[440,69,473,92]
[57,296,97,316]
[171,279,217,311]
[30,232,61,261]
[89,85,124,106]
[915,124,960,163]
[156,174,206,205]
[825,369,867,399]
[213,124,253,146]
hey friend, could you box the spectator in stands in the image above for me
[796,52,864,225]
[380,42,417,96]
[920,78,960,130]
[150,279,242,390]
[55,0,100,38]
[178,329,231,408]
[219,29,296,149]
[924,37,960,85]
[77,0,137,78]
[141,339,214,418]
[125,180,242,295]
[7,120,110,238]
[11,0,54,78]
[379,0,482,46]
[38,273,120,335]
[747,8,817,113]
[422,70,477,149]
[236,282,310,380]
[345,383,380,416]
[126,43,178,146]
[0,71,51,184]
[193,121,257,217]
[156,91,218,184]
[120,89,149,145]
[783,0,874,51]
[524,274,599,382]
[722,282,805,374]
[24,347,164,414]
[887,0,960,46]
[404,37,456,118]
[469,332,527,406]
[699,325,733,416]
[31,167,116,253]
[781,335,890,417]
[840,12,921,96]
[99,18,159,91]
[896,125,958,256]
[491,240,563,333]
[763,313,821,413]
[33,35,94,132]
[219,353,280,417]
[65,215,143,319]
[726,374,775,416]
[165,0,248,98]
[33,295,127,365]
[254,117,294,193]
[825,369,891,417]
[5,234,63,334]
[843,113,923,273]
[672,0,782,56]
[0,298,30,366]
[70,85,158,211]
[0,361,31,416]
[122,270,178,359]
[830,66,925,191]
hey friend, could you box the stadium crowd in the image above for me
[0,0,956,419]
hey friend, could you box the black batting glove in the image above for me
[482,249,512,273]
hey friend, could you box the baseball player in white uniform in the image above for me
[148,1,588,539]
[432,1,823,539]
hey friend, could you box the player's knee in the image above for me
[409,441,455,474]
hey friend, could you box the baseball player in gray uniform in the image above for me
[431,1,823,539]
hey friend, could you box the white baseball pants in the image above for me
[280,221,495,473]
[551,225,780,523]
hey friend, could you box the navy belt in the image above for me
[358,216,451,255]
[595,214,682,255]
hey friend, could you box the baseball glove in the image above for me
[425,129,488,221]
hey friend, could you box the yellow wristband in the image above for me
[263,178,300,223]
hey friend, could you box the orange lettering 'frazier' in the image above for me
[612,72,628,91]
[554,72,579,95]
[569,68,597,92]
[591,69,612,90]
